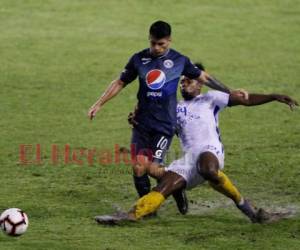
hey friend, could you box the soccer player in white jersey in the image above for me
[96,64,298,224]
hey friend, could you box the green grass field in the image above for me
[0,0,300,249]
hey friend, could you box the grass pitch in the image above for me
[0,0,299,249]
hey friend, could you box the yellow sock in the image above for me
[210,170,243,205]
[133,191,165,219]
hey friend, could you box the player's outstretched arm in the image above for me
[88,79,125,120]
[192,63,247,97]
[199,72,231,93]
[229,93,299,110]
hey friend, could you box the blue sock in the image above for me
[133,174,151,197]
[237,199,257,222]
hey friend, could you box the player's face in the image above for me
[180,77,201,100]
[149,36,171,56]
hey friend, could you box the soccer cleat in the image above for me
[236,199,292,224]
[255,208,292,224]
[172,189,189,215]
[95,211,135,225]
[255,208,272,223]
[95,215,122,225]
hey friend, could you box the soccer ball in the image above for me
[0,208,29,236]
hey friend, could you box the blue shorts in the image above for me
[131,127,173,164]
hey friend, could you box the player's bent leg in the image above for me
[147,161,189,215]
[211,171,258,222]
[150,133,189,215]
[198,152,243,204]
[197,152,257,222]
[155,171,188,215]
[129,171,186,220]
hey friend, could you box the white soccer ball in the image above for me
[0,208,29,236]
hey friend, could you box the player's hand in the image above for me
[198,71,209,85]
[128,106,139,127]
[273,94,299,111]
[88,104,101,120]
[231,89,249,100]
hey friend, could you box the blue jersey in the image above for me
[120,48,201,136]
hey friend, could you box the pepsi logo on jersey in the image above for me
[145,69,166,90]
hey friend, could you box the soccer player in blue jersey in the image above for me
[88,21,245,213]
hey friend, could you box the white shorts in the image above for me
[165,145,224,190]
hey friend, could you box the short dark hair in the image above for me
[194,62,205,71]
[149,21,171,39]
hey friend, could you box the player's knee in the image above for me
[136,154,151,167]
[199,164,218,182]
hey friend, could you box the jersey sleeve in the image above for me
[208,91,230,109]
[119,54,138,85]
[182,56,201,79]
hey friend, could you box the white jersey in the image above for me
[166,91,230,189]
[176,90,229,155]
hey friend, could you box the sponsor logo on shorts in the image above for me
[154,150,163,159]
